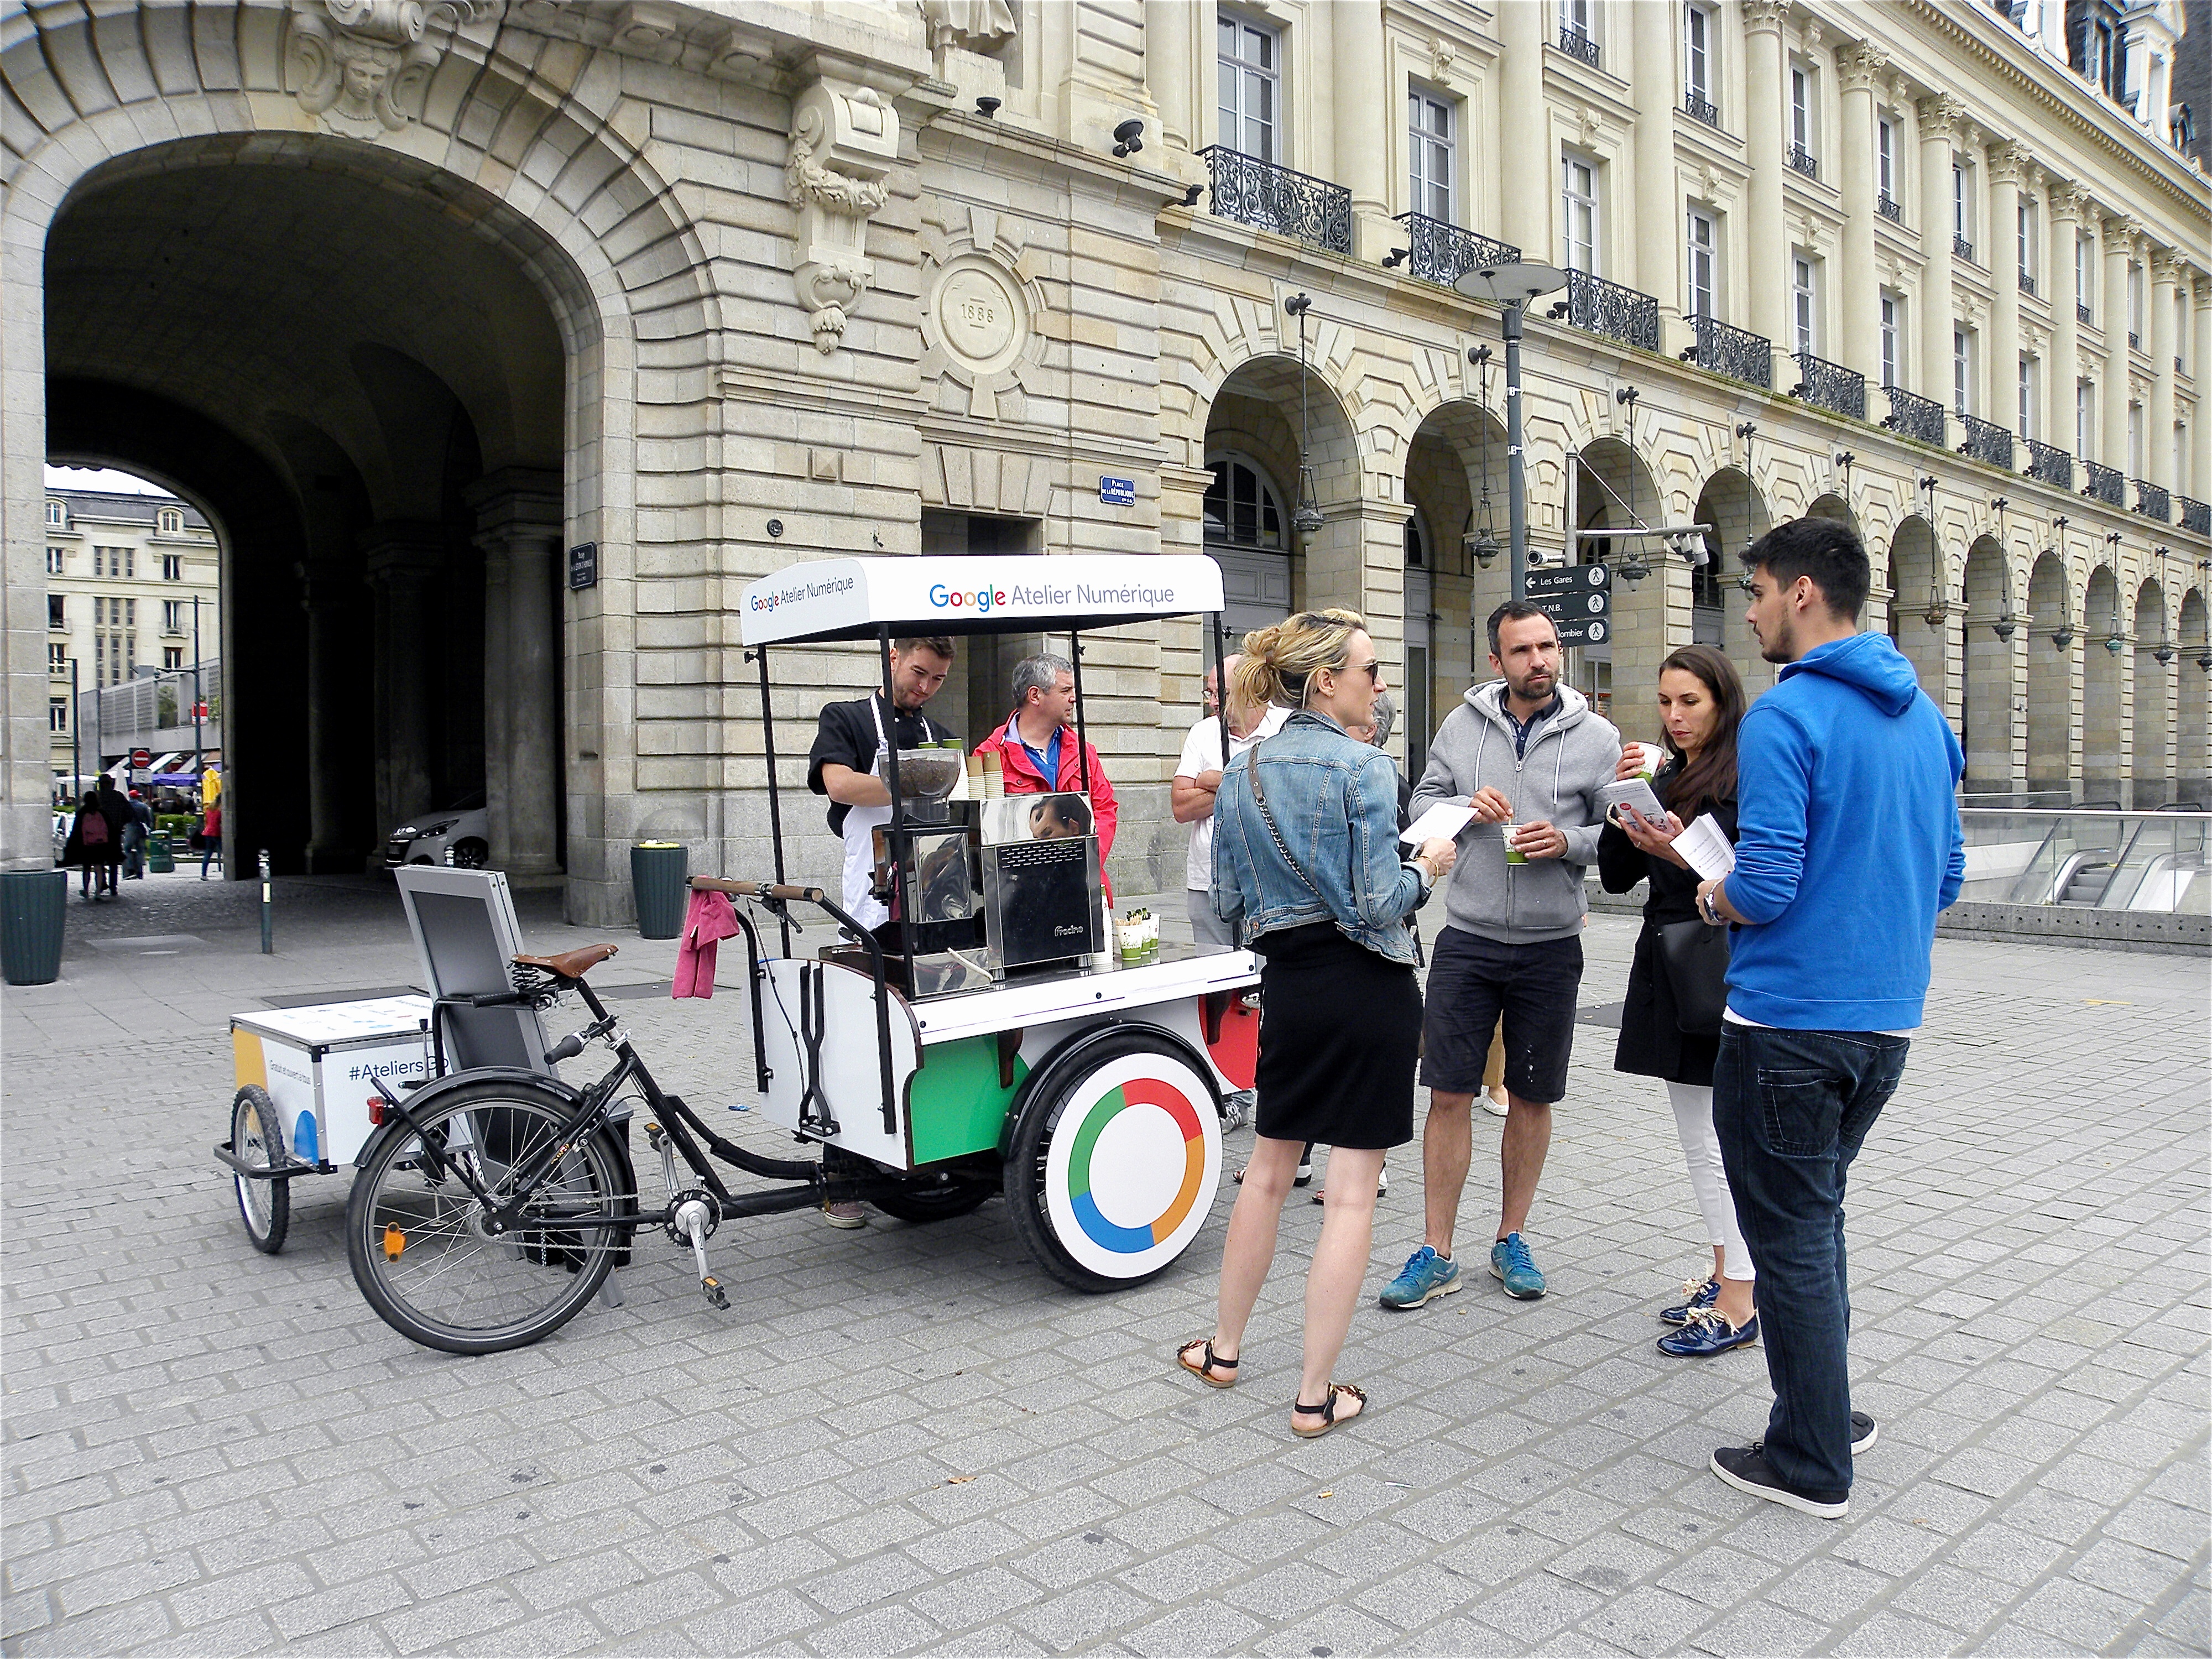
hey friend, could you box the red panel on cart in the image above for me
[1207,995,1258,1092]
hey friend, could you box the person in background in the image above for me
[63,790,118,899]
[1697,516,1964,1519]
[123,789,154,879]
[200,797,223,879]
[1182,609,1455,1438]
[972,654,1120,900]
[1598,644,1754,1357]
[91,775,129,898]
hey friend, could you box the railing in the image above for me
[1196,147,1352,255]
[1691,314,1772,389]
[1558,25,1599,67]
[2018,272,2037,296]
[2081,460,2126,505]
[1683,92,1720,128]
[1954,234,1976,264]
[1957,412,2015,468]
[1787,143,1819,180]
[2133,479,2171,520]
[1391,212,1517,290]
[2180,495,2211,535]
[1881,385,1947,446]
[1877,192,1903,223]
[2077,301,2093,325]
[1791,350,1865,419]
[1968,808,2211,915]
[2023,438,2074,489]
[2128,330,2140,350]
[1558,269,1659,352]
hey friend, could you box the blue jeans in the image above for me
[1712,1024,1909,1497]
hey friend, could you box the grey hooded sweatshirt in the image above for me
[1410,681,1622,945]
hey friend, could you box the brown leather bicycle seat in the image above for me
[512,942,619,979]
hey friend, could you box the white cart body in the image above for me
[230,997,434,1171]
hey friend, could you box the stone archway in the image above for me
[2026,552,2077,796]
[1885,515,1950,716]
[1692,467,1773,698]
[2132,579,2173,806]
[1959,536,2016,794]
[2178,589,2210,805]
[1201,351,1364,624]
[1571,436,1666,733]
[1405,397,1511,755]
[2081,565,2127,804]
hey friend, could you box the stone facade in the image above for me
[3,1,2207,920]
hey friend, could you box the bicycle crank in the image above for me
[669,1191,728,1311]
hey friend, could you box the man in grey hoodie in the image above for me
[1381,601,1621,1309]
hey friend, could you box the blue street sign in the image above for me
[1099,476,1136,507]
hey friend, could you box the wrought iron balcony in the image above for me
[1880,385,1947,447]
[1195,147,1352,255]
[1689,314,1772,389]
[2081,460,2125,505]
[1954,234,1976,264]
[2133,479,2171,520]
[1683,92,1721,128]
[2018,272,2037,296]
[1389,212,1518,290]
[1790,351,1865,419]
[2077,301,2093,325]
[2023,439,2074,489]
[1787,143,1819,180]
[2128,330,2140,350]
[1957,412,2014,469]
[1877,192,1903,223]
[1554,269,1660,352]
[2180,495,2211,535]
[1558,25,1599,67]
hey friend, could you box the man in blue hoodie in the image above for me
[1695,516,1963,1520]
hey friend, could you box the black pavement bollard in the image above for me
[259,849,273,954]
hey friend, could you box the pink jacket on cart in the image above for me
[672,889,742,998]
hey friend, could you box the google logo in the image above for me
[928,584,1007,612]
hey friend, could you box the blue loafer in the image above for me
[1657,1307,1759,1357]
[1659,1276,1720,1326]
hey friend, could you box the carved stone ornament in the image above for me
[1918,92,1969,140]
[2048,181,2086,222]
[288,0,500,136]
[1741,0,1791,34]
[1430,36,1457,87]
[1835,41,1888,92]
[920,0,1016,55]
[1988,140,2029,187]
[787,76,900,355]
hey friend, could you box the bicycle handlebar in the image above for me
[689,877,825,902]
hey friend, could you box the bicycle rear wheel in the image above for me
[345,1079,633,1354]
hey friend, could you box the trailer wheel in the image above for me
[1002,1027,1222,1293]
[230,1086,291,1254]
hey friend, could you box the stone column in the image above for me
[1744,1,1792,363]
[362,529,444,842]
[2149,249,2179,489]
[471,478,564,882]
[297,561,352,874]
[1630,0,1679,334]
[1144,0,1192,150]
[2103,217,2135,471]
[1918,96,1964,406]
[1333,0,1387,246]
[1837,43,1887,386]
[2196,276,2212,497]
[2047,182,2082,454]
[1497,0,1547,260]
[1988,141,2025,434]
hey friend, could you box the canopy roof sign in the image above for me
[737,555,1228,645]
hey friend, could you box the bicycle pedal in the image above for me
[700,1275,729,1310]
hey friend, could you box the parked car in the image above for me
[53,812,70,864]
[383,794,489,869]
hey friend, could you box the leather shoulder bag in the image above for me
[1655,916,1730,1037]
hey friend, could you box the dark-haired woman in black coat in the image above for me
[1598,645,1751,1359]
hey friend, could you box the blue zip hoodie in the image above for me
[1721,632,1965,1031]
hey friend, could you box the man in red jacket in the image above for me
[971,654,1118,898]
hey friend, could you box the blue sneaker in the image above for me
[1660,1276,1720,1326]
[1379,1244,1462,1310]
[1489,1233,1547,1299]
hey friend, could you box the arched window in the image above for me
[45,499,66,528]
[158,507,183,535]
[1202,457,1285,549]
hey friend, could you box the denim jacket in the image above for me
[1211,709,1432,967]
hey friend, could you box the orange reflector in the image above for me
[367,1095,384,1126]
[383,1225,405,1259]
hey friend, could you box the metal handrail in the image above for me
[1791,351,1865,419]
[1954,234,1976,264]
[1683,92,1721,128]
[2018,272,2037,296]
[1877,193,1903,223]
[2133,479,2171,520]
[2023,439,2074,489]
[1691,314,1772,389]
[1558,269,1659,352]
[1786,143,1819,180]
[2179,495,2210,535]
[2077,301,2093,325]
[1558,25,1599,67]
[1390,212,1517,289]
[1957,412,2014,469]
[1194,147,1352,255]
[1880,385,1947,446]
[2081,460,2125,505]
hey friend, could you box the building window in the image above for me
[1408,90,1453,221]
[51,698,69,733]
[2077,380,2093,456]
[1789,64,1817,168]
[46,546,64,575]
[162,554,183,581]
[164,646,185,671]
[2127,262,2144,342]
[48,595,64,630]
[1202,458,1285,548]
[2017,199,2037,286]
[2177,423,2189,493]
[2129,401,2143,474]
[1562,153,1598,273]
[1561,0,1594,49]
[164,599,185,634]
[1877,117,1896,203]
[1881,291,1903,388]
[1217,14,1280,162]
[1952,160,1971,246]
[45,499,65,528]
[1792,255,1818,356]
[1683,4,1714,108]
[2018,356,2038,438]
[49,643,66,674]
[157,508,183,535]
[1686,208,1717,318]
[2077,232,2093,318]
[92,546,134,578]
[1953,326,1974,415]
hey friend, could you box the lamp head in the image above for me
[1112,118,1144,156]
[2052,625,2077,650]
[1464,530,1501,571]
[975,96,1001,117]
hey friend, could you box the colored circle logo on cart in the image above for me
[1064,1078,1204,1253]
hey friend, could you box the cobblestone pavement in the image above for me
[3,869,2206,1655]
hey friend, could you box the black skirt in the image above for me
[1251,922,1421,1150]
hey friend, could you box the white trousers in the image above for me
[1666,1081,1754,1281]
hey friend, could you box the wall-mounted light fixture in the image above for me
[1285,294,1324,535]
[1112,118,1144,156]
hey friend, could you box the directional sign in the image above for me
[1524,564,1611,648]
[1525,563,1611,596]
[567,542,598,591]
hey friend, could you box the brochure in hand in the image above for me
[1673,813,1736,882]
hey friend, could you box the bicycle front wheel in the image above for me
[345,1079,633,1354]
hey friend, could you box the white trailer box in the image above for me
[231,996,434,1170]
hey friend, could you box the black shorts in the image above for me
[1419,927,1585,1105]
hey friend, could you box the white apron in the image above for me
[837,696,944,932]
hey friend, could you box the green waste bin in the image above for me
[147,833,175,874]
[1,869,67,986]
[630,842,688,940]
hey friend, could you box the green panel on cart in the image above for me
[909,1035,1028,1165]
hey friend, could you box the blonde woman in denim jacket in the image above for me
[1177,609,1458,1438]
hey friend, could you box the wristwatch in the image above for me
[1698,886,1721,925]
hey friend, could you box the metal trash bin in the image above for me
[630,842,688,940]
[147,832,176,874]
[1,869,67,986]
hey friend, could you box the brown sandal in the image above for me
[1290,1382,1366,1438]
[1177,1338,1239,1389]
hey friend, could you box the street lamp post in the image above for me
[1455,262,1570,600]
[191,593,204,781]
[68,657,81,802]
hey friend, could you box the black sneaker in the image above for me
[1710,1444,1848,1518]
[1851,1412,1877,1455]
